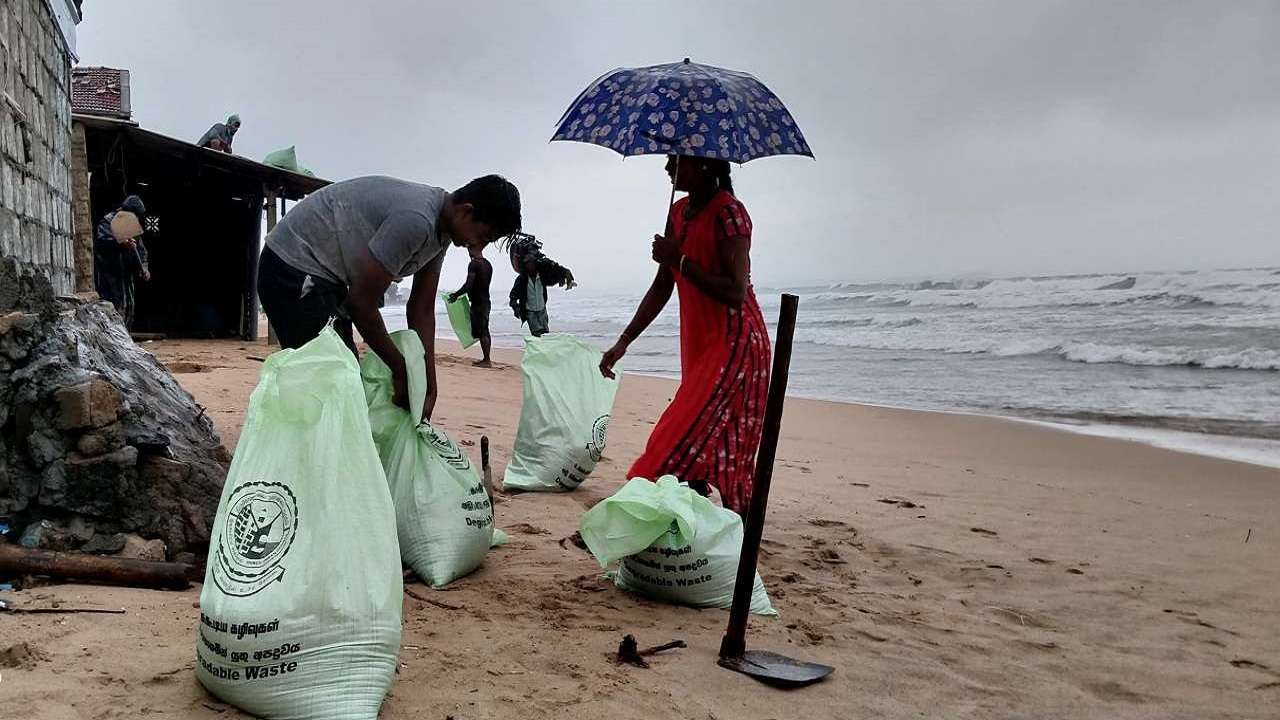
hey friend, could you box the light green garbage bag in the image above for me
[263,145,316,177]
[580,475,775,615]
[196,327,402,720]
[360,330,500,587]
[503,334,620,492]
[440,291,477,349]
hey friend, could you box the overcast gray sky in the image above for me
[77,1,1280,290]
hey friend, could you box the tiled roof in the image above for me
[71,66,130,119]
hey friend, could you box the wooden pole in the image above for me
[264,189,279,346]
[0,543,192,591]
[480,435,492,497]
[720,293,799,658]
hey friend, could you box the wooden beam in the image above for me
[264,189,279,346]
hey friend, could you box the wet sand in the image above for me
[3,336,1278,719]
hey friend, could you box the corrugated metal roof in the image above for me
[71,66,130,119]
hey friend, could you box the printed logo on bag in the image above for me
[212,482,299,597]
[422,425,471,471]
[586,414,610,462]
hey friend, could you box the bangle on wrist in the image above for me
[619,330,634,344]
[679,255,688,274]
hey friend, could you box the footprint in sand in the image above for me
[0,642,50,669]
[507,522,550,535]
[988,605,1054,629]
[878,497,923,509]
[1255,682,1280,691]
[559,532,589,552]
[1164,609,1241,637]
[784,620,829,645]
[970,527,998,537]
[808,518,849,528]
[1028,557,1054,565]
[1082,680,1145,703]
[1230,659,1276,674]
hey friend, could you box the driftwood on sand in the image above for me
[0,543,192,590]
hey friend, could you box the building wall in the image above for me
[0,0,75,295]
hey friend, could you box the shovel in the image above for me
[718,293,834,687]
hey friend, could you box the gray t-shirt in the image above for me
[266,176,450,285]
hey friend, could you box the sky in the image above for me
[75,1,1280,291]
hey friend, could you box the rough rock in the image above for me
[81,532,127,554]
[55,382,93,429]
[43,446,139,517]
[118,533,167,562]
[0,311,38,336]
[88,378,121,427]
[67,515,95,543]
[76,422,126,457]
[0,642,51,670]
[17,519,81,551]
[0,262,228,553]
[0,257,59,318]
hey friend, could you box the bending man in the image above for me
[258,174,521,418]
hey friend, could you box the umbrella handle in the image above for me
[664,155,679,236]
[720,293,799,658]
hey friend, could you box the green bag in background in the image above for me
[361,330,502,587]
[440,291,478,348]
[579,475,775,615]
[196,327,402,720]
[503,334,620,492]
[262,145,316,177]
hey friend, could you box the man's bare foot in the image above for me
[473,359,493,367]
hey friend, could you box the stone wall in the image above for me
[0,0,75,296]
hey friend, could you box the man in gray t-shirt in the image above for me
[258,174,521,419]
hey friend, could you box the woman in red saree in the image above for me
[599,155,771,515]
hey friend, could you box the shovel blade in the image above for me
[718,650,834,687]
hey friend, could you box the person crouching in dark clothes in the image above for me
[94,195,150,328]
[507,234,574,337]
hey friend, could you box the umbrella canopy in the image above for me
[552,59,812,163]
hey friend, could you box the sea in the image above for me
[384,267,1280,468]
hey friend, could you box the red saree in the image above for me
[628,190,771,514]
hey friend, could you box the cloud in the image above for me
[76,0,1280,289]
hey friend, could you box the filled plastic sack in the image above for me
[579,475,775,615]
[196,327,402,720]
[440,291,478,349]
[361,329,500,587]
[503,334,619,492]
[262,145,316,177]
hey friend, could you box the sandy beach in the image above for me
[3,336,1278,720]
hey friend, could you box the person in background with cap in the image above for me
[93,195,150,328]
[197,114,241,153]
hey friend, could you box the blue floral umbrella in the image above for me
[551,58,813,163]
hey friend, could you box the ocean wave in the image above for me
[802,316,924,329]
[806,269,1280,311]
[802,288,1279,311]
[1059,343,1280,371]
[794,329,1280,371]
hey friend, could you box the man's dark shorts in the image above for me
[469,298,491,339]
[258,246,355,351]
